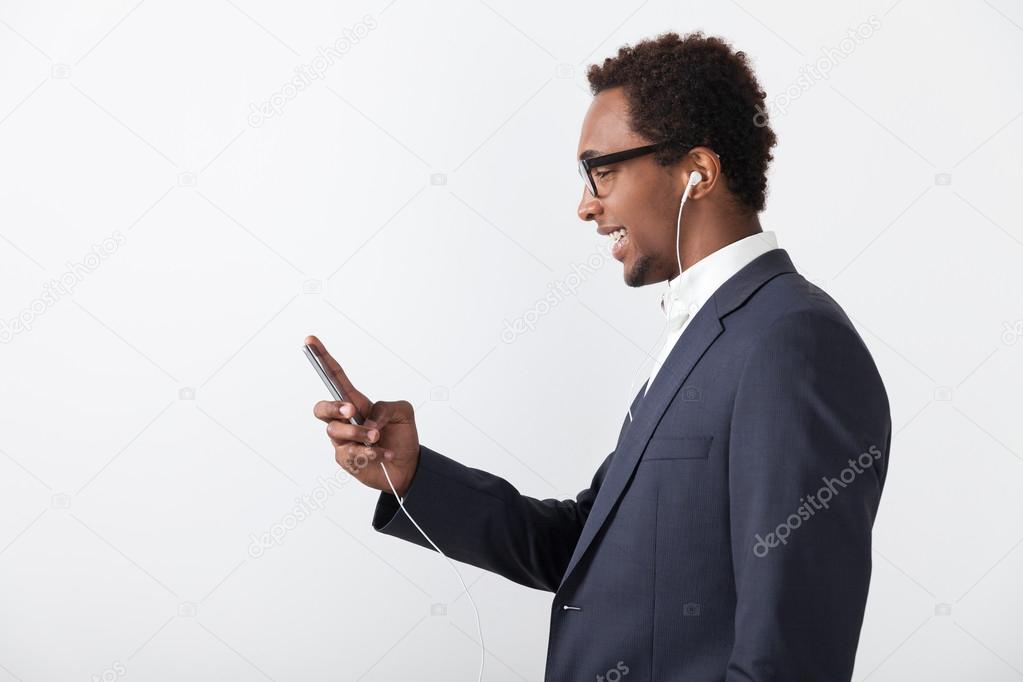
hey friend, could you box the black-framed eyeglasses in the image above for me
[577,142,668,198]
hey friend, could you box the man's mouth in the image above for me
[608,227,629,260]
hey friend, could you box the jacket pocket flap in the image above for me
[643,434,714,460]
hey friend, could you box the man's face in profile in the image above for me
[576,87,685,287]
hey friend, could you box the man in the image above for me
[310,31,890,681]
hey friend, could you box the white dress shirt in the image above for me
[645,231,779,395]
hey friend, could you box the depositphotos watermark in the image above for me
[754,15,881,126]
[247,14,378,128]
[500,240,614,343]
[247,469,353,557]
[1001,320,1023,345]
[90,660,126,682]
[752,444,883,558]
[596,660,630,682]
[1,230,127,344]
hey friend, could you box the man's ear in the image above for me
[684,147,721,199]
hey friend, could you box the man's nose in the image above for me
[577,188,603,222]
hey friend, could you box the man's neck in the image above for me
[677,212,764,277]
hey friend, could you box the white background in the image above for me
[1,0,1022,680]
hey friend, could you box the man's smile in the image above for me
[597,224,630,261]
[610,228,629,261]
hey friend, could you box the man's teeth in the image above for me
[609,228,627,243]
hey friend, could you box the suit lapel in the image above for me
[612,378,648,446]
[557,249,797,590]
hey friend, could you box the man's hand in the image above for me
[306,335,420,498]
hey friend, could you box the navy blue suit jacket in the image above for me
[372,248,891,681]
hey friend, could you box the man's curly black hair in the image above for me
[587,31,777,214]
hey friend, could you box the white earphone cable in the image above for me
[626,171,700,423]
[366,170,700,682]
[378,461,485,682]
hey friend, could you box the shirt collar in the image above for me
[660,230,779,323]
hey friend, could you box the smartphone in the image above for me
[303,343,364,426]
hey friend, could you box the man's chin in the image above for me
[623,253,653,288]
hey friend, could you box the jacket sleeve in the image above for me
[725,311,892,681]
[371,444,615,592]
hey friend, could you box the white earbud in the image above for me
[687,170,703,187]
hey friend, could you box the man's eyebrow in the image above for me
[578,149,603,161]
